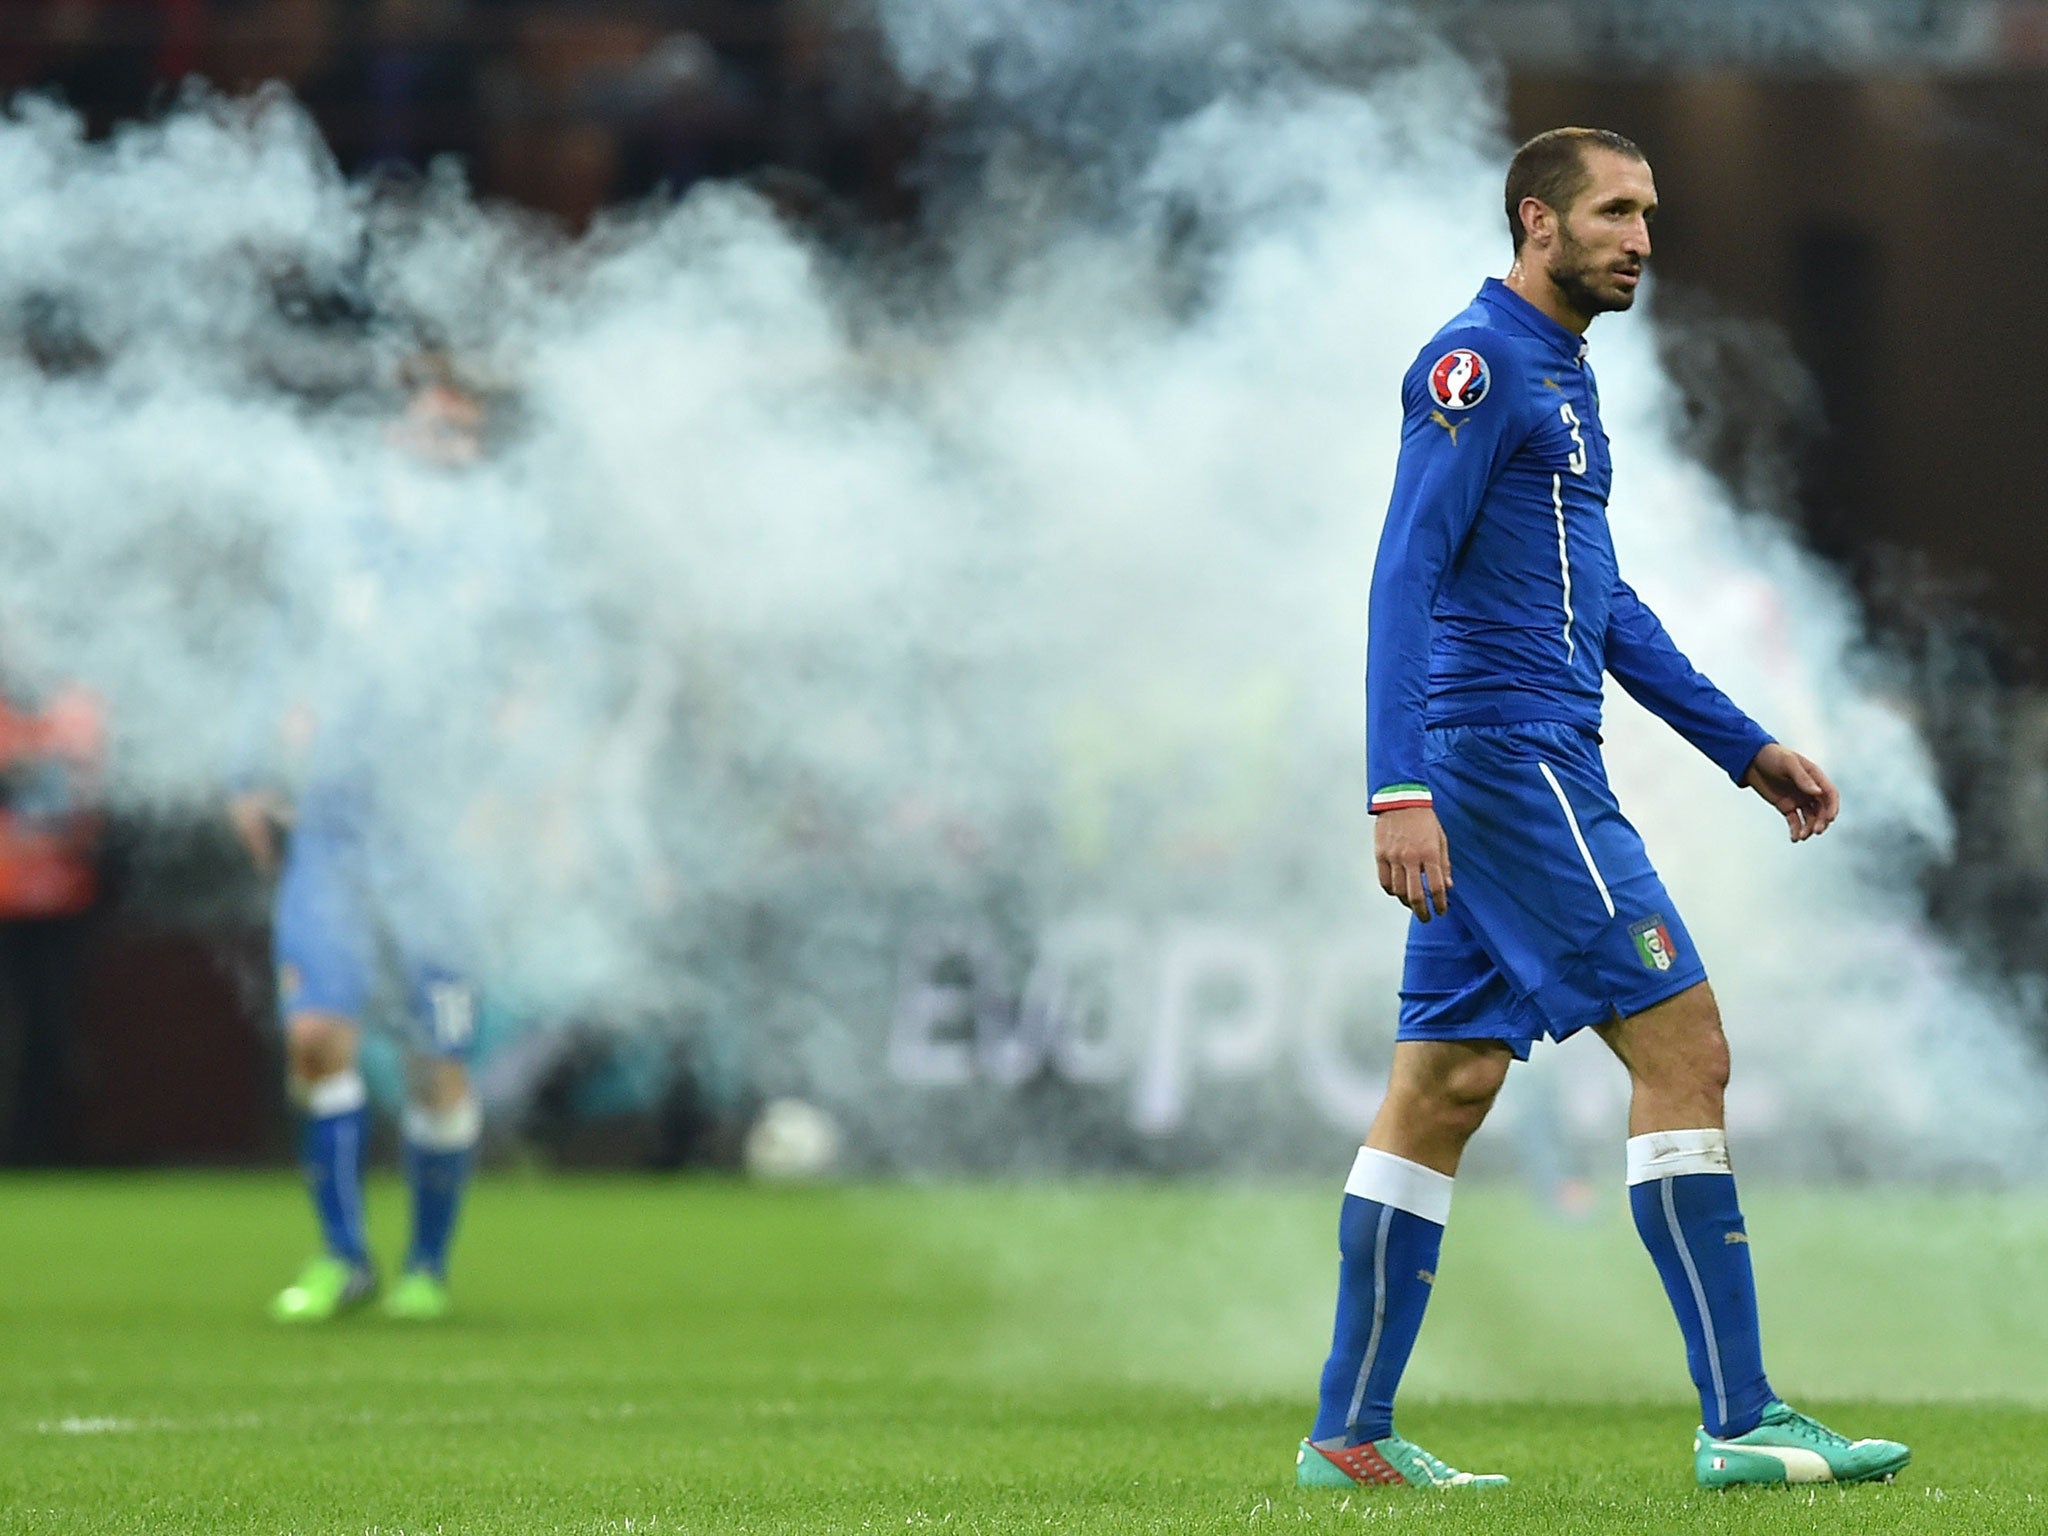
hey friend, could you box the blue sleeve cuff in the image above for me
[1715,727,1775,786]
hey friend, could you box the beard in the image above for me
[1549,225,1638,318]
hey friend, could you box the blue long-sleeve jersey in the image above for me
[1365,279,1771,812]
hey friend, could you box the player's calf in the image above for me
[286,1010,360,1084]
[290,1060,371,1271]
[396,1072,480,1301]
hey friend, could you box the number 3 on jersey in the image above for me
[1559,402,1588,476]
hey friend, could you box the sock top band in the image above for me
[1344,1146,1454,1224]
[404,1097,483,1152]
[1626,1127,1731,1184]
[305,1070,367,1119]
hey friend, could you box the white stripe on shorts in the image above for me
[1537,760,1615,918]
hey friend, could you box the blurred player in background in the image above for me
[231,357,496,1324]
[1298,130,1910,1491]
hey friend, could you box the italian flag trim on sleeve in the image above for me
[1370,783,1433,814]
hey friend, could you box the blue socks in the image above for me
[402,1097,481,1279]
[301,1071,369,1267]
[1628,1130,1774,1438]
[299,1071,482,1280]
[1305,1131,1773,1447]
[1310,1148,1452,1446]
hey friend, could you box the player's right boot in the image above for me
[1695,1401,1910,1487]
[381,1270,451,1322]
[270,1256,377,1323]
[1297,1435,1509,1489]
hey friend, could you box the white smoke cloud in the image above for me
[0,3,2036,1174]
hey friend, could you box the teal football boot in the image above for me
[270,1256,376,1322]
[382,1270,452,1321]
[1297,1434,1508,1489]
[1696,1401,1910,1486]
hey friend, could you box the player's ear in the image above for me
[1517,196,1552,250]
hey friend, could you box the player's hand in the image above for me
[1375,805,1452,921]
[1742,743,1839,843]
[228,790,290,877]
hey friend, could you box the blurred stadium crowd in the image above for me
[0,0,918,228]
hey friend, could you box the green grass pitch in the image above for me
[4,1174,2045,1533]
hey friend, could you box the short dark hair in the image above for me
[1505,128,1646,250]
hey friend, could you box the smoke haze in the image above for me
[0,2,2037,1175]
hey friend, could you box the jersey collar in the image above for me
[1478,277,1589,365]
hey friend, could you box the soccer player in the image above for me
[1296,129,1911,1491]
[232,366,492,1324]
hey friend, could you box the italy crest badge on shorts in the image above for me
[1427,348,1490,410]
[1629,915,1678,972]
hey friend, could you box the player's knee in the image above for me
[408,1056,470,1113]
[1608,985,1730,1105]
[404,1057,481,1151]
[1656,992,1730,1100]
[1417,1052,1509,1138]
[1655,1043,1729,1123]
[285,1012,358,1083]
[1447,1056,1509,1121]
[1692,1019,1732,1099]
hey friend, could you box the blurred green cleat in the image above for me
[1297,1435,1509,1489]
[382,1270,451,1322]
[270,1256,376,1323]
[1696,1401,1910,1487]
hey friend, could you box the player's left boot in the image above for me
[1695,1401,1910,1487]
[270,1256,377,1323]
[381,1270,451,1321]
[1297,1436,1508,1489]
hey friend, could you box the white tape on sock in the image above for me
[404,1097,482,1152]
[1343,1146,1454,1225]
[304,1070,366,1119]
[1627,1128,1731,1185]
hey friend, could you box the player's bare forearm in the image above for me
[1374,805,1452,921]
[1741,742,1839,843]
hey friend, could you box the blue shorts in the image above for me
[1396,720,1706,1060]
[274,823,478,1060]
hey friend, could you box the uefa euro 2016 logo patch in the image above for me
[1428,348,1490,410]
[1629,915,1678,972]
